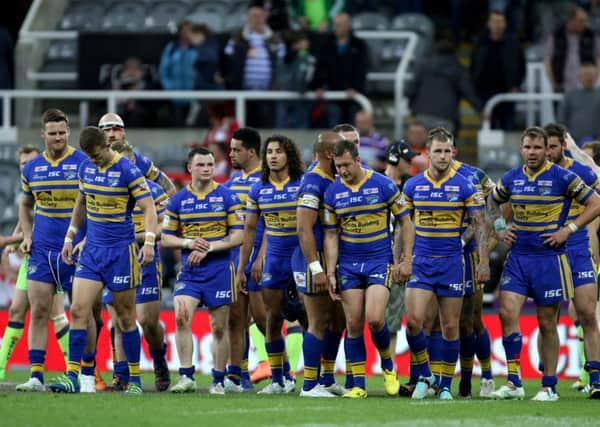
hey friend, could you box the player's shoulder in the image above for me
[569,159,597,183]
[21,153,44,176]
[147,179,164,196]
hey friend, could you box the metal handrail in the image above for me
[481,92,564,130]
[0,89,373,130]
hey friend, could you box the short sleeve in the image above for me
[225,190,244,230]
[162,196,180,236]
[246,182,261,215]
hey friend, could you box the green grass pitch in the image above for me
[1,371,597,427]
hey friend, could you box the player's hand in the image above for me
[475,259,490,285]
[327,274,341,301]
[497,226,517,247]
[541,227,570,248]
[396,260,412,284]
[61,241,74,265]
[236,269,248,294]
[139,244,155,266]
[19,237,32,255]
[189,237,211,252]
[312,271,328,293]
[73,239,86,262]
[186,249,207,267]
[250,256,264,284]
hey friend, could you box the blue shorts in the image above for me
[75,242,141,292]
[337,260,392,292]
[232,246,261,293]
[102,259,162,306]
[567,247,597,289]
[174,260,236,308]
[261,253,293,290]
[499,252,573,305]
[463,251,478,296]
[291,246,326,295]
[407,255,464,298]
[28,245,75,292]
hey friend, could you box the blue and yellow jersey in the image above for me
[247,177,301,256]
[401,168,484,257]
[163,181,243,265]
[452,160,495,253]
[21,146,88,250]
[323,169,402,262]
[132,179,168,234]
[133,151,161,182]
[492,161,593,255]
[79,153,151,246]
[297,166,335,251]
[225,167,264,248]
[561,158,600,248]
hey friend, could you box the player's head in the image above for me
[230,127,261,170]
[520,126,548,171]
[385,140,417,174]
[261,134,304,183]
[187,146,215,184]
[79,126,112,167]
[17,145,40,172]
[333,138,361,184]
[426,127,454,174]
[315,131,341,170]
[333,123,360,147]
[111,140,136,163]
[41,108,70,154]
[582,140,600,165]
[543,123,567,164]
[98,113,125,146]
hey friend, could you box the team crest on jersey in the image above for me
[64,172,77,180]
[363,187,379,195]
[212,203,224,212]
[108,177,121,187]
[260,188,273,195]
[366,195,379,205]
[336,191,349,199]
[446,192,460,201]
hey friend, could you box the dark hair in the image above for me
[543,123,566,144]
[333,139,359,159]
[332,123,358,133]
[79,126,107,152]
[426,126,454,148]
[41,108,69,128]
[568,4,586,21]
[408,120,427,131]
[187,146,214,162]
[111,140,134,155]
[17,144,40,158]
[232,127,261,154]
[489,9,505,18]
[261,135,304,183]
[521,126,548,146]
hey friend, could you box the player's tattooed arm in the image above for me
[471,208,491,284]
[156,171,177,197]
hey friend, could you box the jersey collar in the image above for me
[523,160,552,181]
[43,146,74,167]
[188,180,218,200]
[269,175,290,191]
[424,167,456,188]
[341,168,372,192]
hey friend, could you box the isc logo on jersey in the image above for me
[141,287,159,295]
[113,275,130,284]
[216,290,231,299]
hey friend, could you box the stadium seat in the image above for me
[187,12,224,32]
[188,2,230,17]
[102,1,148,31]
[145,1,191,33]
[46,40,78,61]
[37,61,78,90]
[351,12,389,31]
[391,13,434,57]
[221,3,247,33]
[60,1,105,31]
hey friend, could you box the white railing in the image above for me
[0,89,372,132]
[481,92,564,131]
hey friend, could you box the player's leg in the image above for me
[425,301,442,386]
[50,293,69,368]
[248,290,269,384]
[259,287,287,391]
[0,285,29,380]
[340,288,367,398]
[171,294,200,393]
[534,303,561,400]
[385,284,405,391]
[48,278,103,393]
[569,300,589,390]
[437,295,463,400]
[473,286,495,396]
[321,301,349,392]
[90,294,107,391]
[112,287,142,394]
[458,292,475,398]
[208,304,231,394]
[107,301,129,390]
[284,319,303,379]
[572,281,600,398]
[226,290,249,391]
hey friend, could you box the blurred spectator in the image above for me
[559,62,600,143]
[159,20,199,127]
[0,26,13,126]
[354,109,389,172]
[470,10,525,130]
[312,12,368,127]
[406,39,482,134]
[250,0,290,32]
[384,140,418,191]
[211,142,231,182]
[194,24,223,90]
[544,5,600,92]
[291,0,345,32]
[582,140,600,163]
[405,120,429,176]
[201,101,240,161]
[276,31,316,129]
[222,5,285,127]
[112,57,155,127]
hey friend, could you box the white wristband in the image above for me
[567,222,579,233]
[308,261,324,274]
[68,225,79,235]
[207,243,213,253]
[64,236,73,244]
[144,241,155,247]
[145,231,156,240]
[182,238,192,249]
